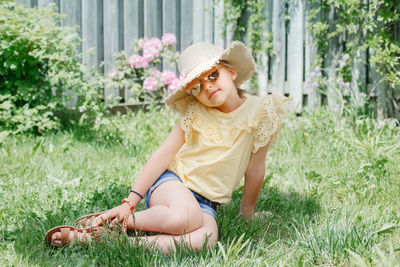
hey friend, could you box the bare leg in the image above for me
[126,180,204,235]
[134,212,218,254]
[50,180,216,249]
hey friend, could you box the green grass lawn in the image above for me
[1,106,399,266]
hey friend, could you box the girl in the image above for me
[46,41,287,253]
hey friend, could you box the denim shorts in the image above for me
[144,170,218,219]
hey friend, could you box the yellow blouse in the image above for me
[169,94,288,203]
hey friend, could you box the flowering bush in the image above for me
[305,53,371,116]
[104,34,181,104]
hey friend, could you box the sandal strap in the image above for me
[60,228,70,245]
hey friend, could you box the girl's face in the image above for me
[186,65,240,111]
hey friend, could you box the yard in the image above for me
[1,106,399,266]
[1,1,400,265]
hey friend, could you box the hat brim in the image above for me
[165,41,256,112]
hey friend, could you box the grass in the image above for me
[1,105,400,266]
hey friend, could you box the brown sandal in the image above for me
[45,225,101,247]
[73,211,106,228]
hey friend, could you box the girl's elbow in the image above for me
[246,168,265,181]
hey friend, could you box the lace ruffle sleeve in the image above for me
[175,97,198,144]
[252,94,288,153]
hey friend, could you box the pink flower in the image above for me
[345,82,350,87]
[339,61,346,68]
[161,70,177,85]
[161,33,177,46]
[131,55,149,68]
[334,104,340,113]
[143,51,155,63]
[314,66,321,72]
[145,38,162,50]
[343,89,349,96]
[304,79,310,88]
[343,53,350,61]
[337,77,345,87]
[129,54,142,68]
[152,69,162,77]
[168,78,181,92]
[143,76,158,91]
[108,70,117,78]
[360,92,367,98]
[143,46,160,59]
[137,38,146,49]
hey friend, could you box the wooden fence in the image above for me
[15,0,400,117]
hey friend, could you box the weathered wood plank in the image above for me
[60,0,81,108]
[60,0,82,50]
[257,0,272,97]
[287,0,303,113]
[370,64,390,119]
[213,0,225,47]
[15,0,32,7]
[124,0,142,55]
[124,0,143,104]
[304,0,320,108]
[193,0,204,43]
[203,0,213,43]
[103,0,120,104]
[37,0,54,8]
[163,0,178,37]
[180,0,193,50]
[270,0,286,95]
[162,0,179,72]
[144,0,162,38]
[325,5,342,109]
[82,0,101,68]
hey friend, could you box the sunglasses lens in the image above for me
[205,70,219,81]
[189,83,201,96]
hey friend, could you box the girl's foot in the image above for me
[45,226,101,247]
[74,211,106,228]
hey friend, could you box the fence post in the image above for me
[304,0,320,109]
[213,0,225,48]
[144,0,162,39]
[287,0,304,113]
[124,0,143,56]
[82,0,102,69]
[257,0,272,97]
[180,0,194,50]
[37,0,54,8]
[103,0,120,105]
[270,0,286,95]
[325,5,342,110]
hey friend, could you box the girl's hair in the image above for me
[218,60,246,97]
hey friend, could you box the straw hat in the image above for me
[165,41,256,111]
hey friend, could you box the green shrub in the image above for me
[0,1,96,134]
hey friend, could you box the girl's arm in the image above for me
[94,122,185,226]
[240,143,270,219]
[127,122,185,205]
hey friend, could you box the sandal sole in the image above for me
[45,225,95,247]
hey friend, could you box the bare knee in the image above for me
[163,208,203,235]
[189,226,218,251]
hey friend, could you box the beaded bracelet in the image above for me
[129,189,144,199]
[122,198,135,211]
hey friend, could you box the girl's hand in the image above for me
[92,204,131,228]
